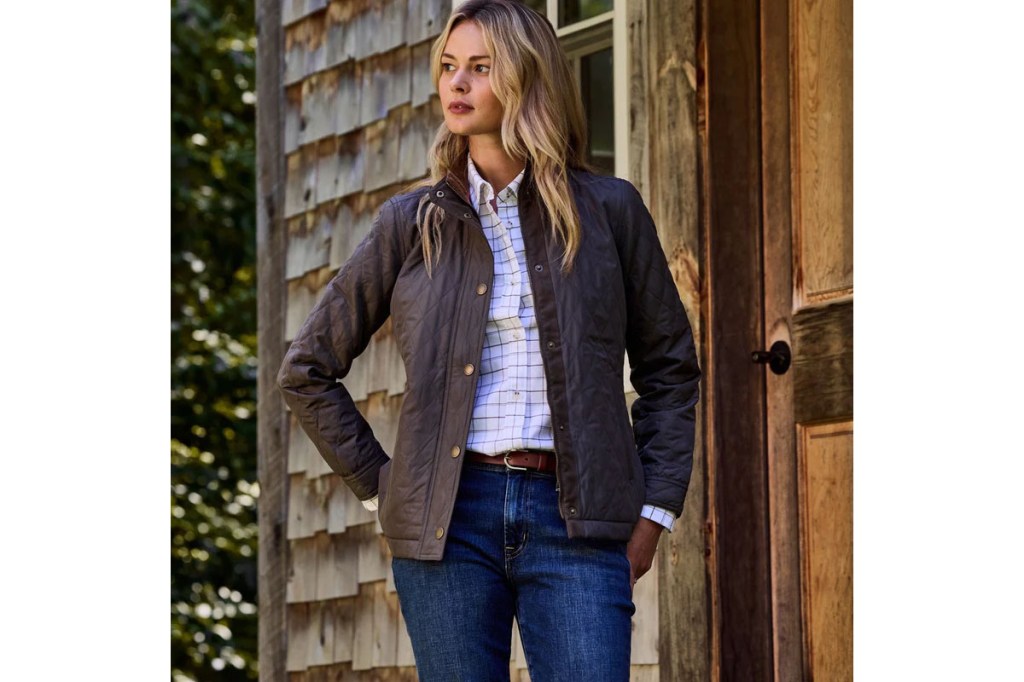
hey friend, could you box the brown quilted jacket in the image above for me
[277,159,700,560]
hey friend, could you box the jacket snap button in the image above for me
[534,264,543,272]
[451,445,461,458]
[568,507,577,516]
[464,212,472,219]
[547,341,555,349]
[476,283,487,295]
[435,190,445,198]
[435,527,445,539]
[464,363,475,375]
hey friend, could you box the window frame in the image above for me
[545,1,630,179]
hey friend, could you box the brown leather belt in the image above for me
[466,449,557,474]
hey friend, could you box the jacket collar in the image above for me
[428,154,536,213]
[424,153,472,209]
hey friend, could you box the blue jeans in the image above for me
[391,460,636,682]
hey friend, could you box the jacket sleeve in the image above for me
[615,181,701,518]
[276,198,405,501]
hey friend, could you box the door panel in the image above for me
[798,421,854,681]
[793,0,854,307]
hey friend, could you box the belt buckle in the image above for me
[503,452,529,471]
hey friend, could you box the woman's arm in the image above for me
[276,198,406,502]
[614,181,702,521]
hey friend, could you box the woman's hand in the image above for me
[626,517,664,593]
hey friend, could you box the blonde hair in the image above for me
[417,0,590,275]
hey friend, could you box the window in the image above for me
[526,0,627,178]
[557,0,614,27]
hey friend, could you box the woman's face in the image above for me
[438,21,504,140]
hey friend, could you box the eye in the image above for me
[440,62,455,72]
[475,64,491,74]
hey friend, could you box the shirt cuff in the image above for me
[640,504,675,532]
[362,495,379,512]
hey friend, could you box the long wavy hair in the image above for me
[416,0,590,276]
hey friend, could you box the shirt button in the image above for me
[435,527,445,539]
[464,363,475,375]
[451,445,461,458]
[476,283,488,295]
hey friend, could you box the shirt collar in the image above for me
[467,154,525,214]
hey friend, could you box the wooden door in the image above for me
[705,0,852,679]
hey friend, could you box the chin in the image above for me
[443,120,475,136]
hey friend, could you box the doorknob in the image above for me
[751,340,791,375]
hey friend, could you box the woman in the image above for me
[277,1,700,679]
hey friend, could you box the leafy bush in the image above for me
[171,1,258,679]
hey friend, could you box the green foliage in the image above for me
[171,1,258,679]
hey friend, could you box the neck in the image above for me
[468,135,525,194]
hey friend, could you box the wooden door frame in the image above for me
[701,0,798,678]
[256,0,289,680]
[760,0,805,678]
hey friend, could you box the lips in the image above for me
[448,101,474,114]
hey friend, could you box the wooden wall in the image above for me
[259,1,705,680]
[276,2,449,678]
[635,1,709,679]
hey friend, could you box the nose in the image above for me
[449,68,468,93]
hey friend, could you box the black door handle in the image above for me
[751,340,791,375]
